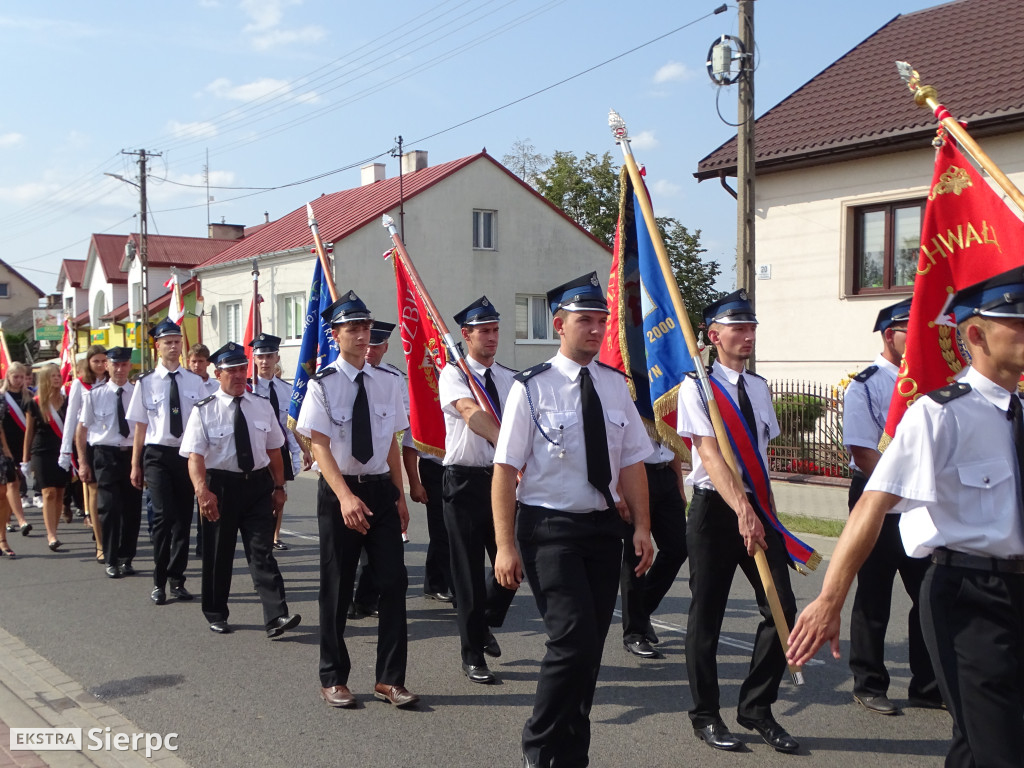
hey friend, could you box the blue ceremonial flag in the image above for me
[600,166,694,458]
[288,258,339,425]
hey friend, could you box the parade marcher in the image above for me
[789,267,1024,767]
[675,289,799,754]
[493,272,653,768]
[620,435,688,658]
[23,364,70,552]
[0,414,18,557]
[1,363,32,537]
[248,333,302,551]
[60,345,108,561]
[75,347,142,578]
[439,297,517,684]
[181,342,301,637]
[188,343,221,396]
[842,298,941,715]
[296,290,418,710]
[127,319,206,605]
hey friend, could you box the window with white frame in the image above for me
[472,209,496,250]
[516,294,554,341]
[279,292,306,341]
[221,301,242,343]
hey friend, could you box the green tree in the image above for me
[535,150,619,247]
[501,138,548,188]
[658,217,724,334]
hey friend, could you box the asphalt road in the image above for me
[0,475,952,767]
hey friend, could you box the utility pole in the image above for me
[391,135,405,240]
[736,0,756,369]
[120,148,161,369]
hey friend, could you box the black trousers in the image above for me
[419,457,452,595]
[848,475,937,700]
[93,446,142,566]
[201,468,288,626]
[921,562,1024,768]
[518,504,626,768]
[620,463,688,641]
[442,466,516,665]
[145,445,193,588]
[317,475,408,688]
[685,487,796,727]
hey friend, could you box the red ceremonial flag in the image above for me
[392,254,446,458]
[882,137,1024,444]
[0,327,10,379]
[242,294,263,382]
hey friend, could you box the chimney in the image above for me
[361,163,386,186]
[401,150,428,175]
[264,211,269,223]
[208,222,246,240]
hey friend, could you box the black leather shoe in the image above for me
[119,561,135,576]
[483,631,501,658]
[853,693,899,715]
[424,590,454,602]
[907,694,946,710]
[20,523,32,537]
[347,602,376,619]
[209,621,232,634]
[169,583,195,601]
[736,715,799,754]
[105,564,120,578]
[644,621,660,645]
[694,721,741,751]
[266,614,301,638]
[273,540,289,551]
[151,587,166,605]
[624,639,660,659]
[462,662,496,684]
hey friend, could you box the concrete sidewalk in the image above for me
[0,626,190,768]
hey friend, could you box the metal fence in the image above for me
[767,379,850,478]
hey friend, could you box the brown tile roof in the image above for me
[197,151,606,270]
[696,0,1024,179]
[58,259,87,290]
[90,233,130,284]
[123,234,236,270]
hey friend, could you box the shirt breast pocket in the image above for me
[606,408,627,434]
[373,403,395,436]
[539,410,579,457]
[957,458,1013,523]
[208,424,232,441]
[252,420,272,447]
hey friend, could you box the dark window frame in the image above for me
[851,198,926,295]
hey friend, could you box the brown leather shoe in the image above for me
[320,685,356,708]
[373,683,419,708]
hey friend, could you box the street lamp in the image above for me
[104,170,151,369]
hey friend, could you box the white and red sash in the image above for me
[4,392,26,432]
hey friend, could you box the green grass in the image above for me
[778,512,845,539]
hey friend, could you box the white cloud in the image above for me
[650,178,682,197]
[653,61,693,84]
[0,132,24,148]
[205,76,318,103]
[250,25,325,51]
[0,180,59,204]
[238,0,326,51]
[630,130,658,151]
[167,121,218,140]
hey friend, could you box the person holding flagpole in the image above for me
[22,364,70,552]
[675,290,799,754]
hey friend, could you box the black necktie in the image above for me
[266,378,288,438]
[736,373,758,440]
[483,368,502,420]
[116,387,129,438]
[352,371,373,464]
[580,367,614,509]
[234,396,255,472]
[1007,397,1024,510]
[168,371,183,438]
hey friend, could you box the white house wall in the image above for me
[753,132,1024,386]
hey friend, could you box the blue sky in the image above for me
[0,0,941,293]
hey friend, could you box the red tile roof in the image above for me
[90,234,130,284]
[197,151,606,269]
[123,234,236,270]
[59,259,87,289]
[696,0,1024,179]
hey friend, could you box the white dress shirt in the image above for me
[493,353,649,512]
[60,378,99,456]
[179,389,284,472]
[843,354,898,472]
[251,375,301,473]
[80,380,135,447]
[644,436,676,465]
[295,357,408,476]
[126,363,206,447]
[439,357,515,467]
[866,366,1024,559]
[676,360,780,492]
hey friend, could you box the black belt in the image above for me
[94,445,132,453]
[645,461,672,471]
[342,472,391,484]
[931,547,1024,574]
[208,467,270,482]
[692,487,717,497]
[447,464,493,477]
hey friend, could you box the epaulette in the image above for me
[514,362,552,383]
[927,382,972,404]
[494,362,519,374]
[312,367,337,381]
[685,365,714,381]
[197,395,216,407]
[745,369,767,382]
[595,360,630,379]
[853,365,879,384]
[252,391,270,400]
[138,370,155,380]
[373,364,400,376]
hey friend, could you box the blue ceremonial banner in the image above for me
[601,167,693,458]
[288,258,338,425]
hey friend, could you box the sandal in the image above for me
[48,540,62,552]
[0,540,14,558]
[273,540,289,551]
[20,523,32,536]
